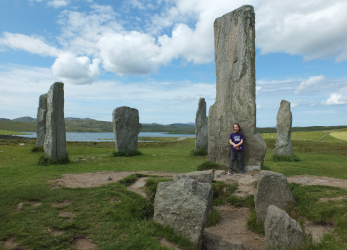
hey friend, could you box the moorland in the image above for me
[0,128,347,249]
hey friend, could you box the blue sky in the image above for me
[1,0,347,127]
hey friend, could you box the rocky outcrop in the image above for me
[153,178,213,249]
[265,205,305,249]
[273,100,294,156]
[202,231,244,250]
[112,106,142,153]
[173,170,214,183]
[43,82,67,160]
[254,170,294,223]
[36,94,47,147]
[208,5,266,171]
[195,98,208,152]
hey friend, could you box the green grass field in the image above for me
[0,131,346,249]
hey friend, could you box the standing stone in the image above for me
[43,82,67,160]
[195,98,208,152]
[265,205,305,249]
[208,5,266,171]
[36,94,47,147]
[112,106,142,153]
[273,100,294,156]
[254,170,294,223]
[154,178,213,249]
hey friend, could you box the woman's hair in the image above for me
[233,123,242,132]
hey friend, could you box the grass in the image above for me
[0,130,27,135]
[0,131,347,249]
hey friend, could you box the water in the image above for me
[19,132,195,142]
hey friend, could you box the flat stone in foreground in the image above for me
[254,170,294,223]
[265,205,305,249]
[154,178,213,249]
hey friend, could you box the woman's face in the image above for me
[233,124,240,133]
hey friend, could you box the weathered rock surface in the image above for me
[202,231,244,250]
[173,170,214,183]
[208,5,266,171]
[254,170,294,223]
[43,82,67,160]
[112,106,142,153]
[265,205,305,249]
[36,94,47,147]
[195,98,208,152]
[154,178,213,249]
[273,100,294,156]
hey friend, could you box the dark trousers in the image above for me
[229,150,244,173]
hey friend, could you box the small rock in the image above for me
[214,170,226,178]
[19,143,25,146]
[17,202,24,211]
[106,176,112,181]
[74,158,80,162]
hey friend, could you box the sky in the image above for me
[0,0,347,127]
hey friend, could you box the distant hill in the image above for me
[0,117,196,134]
[12,116,37,122]
[1,117,346,134]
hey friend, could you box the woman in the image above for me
[229,123,245,175]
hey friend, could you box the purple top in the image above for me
[230,132,244,151]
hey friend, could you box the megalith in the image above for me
[36,94,47,147]
[43,82,67,160]
[154,178,213,249]
[254,170,294,223]
[112,106,142,153]
[265,205,305,249]
[273,100,294,156]
[208,5,266,171]
[195,98,208,153]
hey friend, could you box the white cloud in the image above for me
[0,32,60,57]
[295,75,325,94]
[291,103,299,108]
[51,53,101,84]
[321,93,347,105]
[256,0,347,62]
[48,0,69,8]
[98,31,164,75]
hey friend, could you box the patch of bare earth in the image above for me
[205,205,264,250]
[304,221,334,243]
[51,200,72,208]
[47,228,65,236]
[288,175,347,189]
[158,238,181,250]
[58,211,75,221]
[2,237,28,250]
[71,237,98,250]
[50,171,176,188]
[127,177,148,197]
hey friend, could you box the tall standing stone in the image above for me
[195,98,208,153]
[112,106,142,153]
[36,94,47,147]
[208,5,266,171]
[273,100,294,156]
[43,82,67,160]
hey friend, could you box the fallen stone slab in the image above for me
[173,170,214,183]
